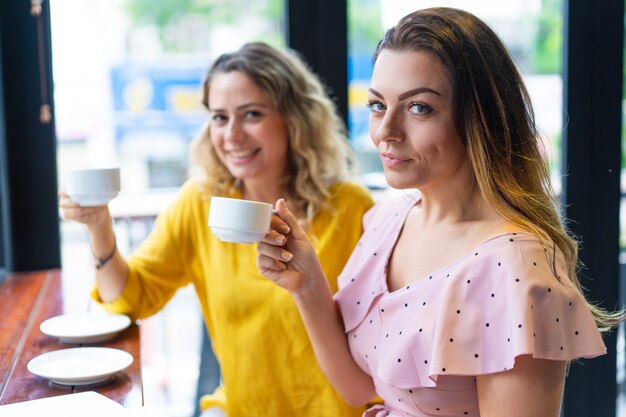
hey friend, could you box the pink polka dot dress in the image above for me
[334,192,607,417]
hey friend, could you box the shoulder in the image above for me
[468,233,567,287]
[309,181,372,231]
[327,181,374,208]
[178,177,210,200]
[440,233,605,371]
[168,178,216,210]
[451,233,598,342]
[322,181,375,223]
[134,179,208,259]
[160,178,210,224]
[363,190,419,227]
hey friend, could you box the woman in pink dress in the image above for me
[256,7,621,417]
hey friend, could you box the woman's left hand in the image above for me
[256,199,326,294]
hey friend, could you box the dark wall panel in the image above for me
[561,0,624,416]
[287,0,348,125]
[0,26,8,280]
[0,1,60,272]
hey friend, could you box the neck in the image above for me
[416,168,496,227]
[240,179,284,205]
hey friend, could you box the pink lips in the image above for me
[380,152,410,168]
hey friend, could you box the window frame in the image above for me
[0,0,61,272]
[560,0,623,415]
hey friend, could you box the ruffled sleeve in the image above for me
[375,234,607,389]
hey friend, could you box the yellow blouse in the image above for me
[94,179,374,417]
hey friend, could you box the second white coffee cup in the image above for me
[208,197,273,244]
[66,167,121,207]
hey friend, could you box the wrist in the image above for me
[293,272,332,306]
[87,217,113,242]
[87,207,112,231]
[92,237,117,270]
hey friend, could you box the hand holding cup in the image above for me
[65,167,121,207]
[59,167,120,227]
[256,199,326,294]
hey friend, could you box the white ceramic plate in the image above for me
[27,347,134,386]
[40,312,131,344]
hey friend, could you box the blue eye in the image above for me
[367,101,385,113]
[409,102,433,115]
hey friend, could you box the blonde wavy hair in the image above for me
[375,7,623,331]
[189,42,355,226]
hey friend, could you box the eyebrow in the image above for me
[368,87,442,101]
[208,102,269,112]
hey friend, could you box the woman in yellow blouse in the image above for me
[59,42,374,417]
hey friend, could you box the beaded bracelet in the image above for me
[94,239,117,270]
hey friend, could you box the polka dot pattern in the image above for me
[335,193,607,417]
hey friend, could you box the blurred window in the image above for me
[52,0,285,194]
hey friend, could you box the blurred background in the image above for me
[0,0,623,416]
[52,0,568,194]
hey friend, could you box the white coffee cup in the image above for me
[66,167,121,207]
[208,197,273,244]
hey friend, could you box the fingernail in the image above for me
[279,225,291,234]
[281,251,293,261]
[275,236,285,245]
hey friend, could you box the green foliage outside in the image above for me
[124,0,238,30]
[532,0,562,74]
[529,0,562,175]
[348,0,383,56]
[123,0,284,51]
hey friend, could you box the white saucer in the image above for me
[40,312,132,344]
[27,347,134,386]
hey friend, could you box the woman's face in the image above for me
[208,70,289,186]
[368,49,468,191]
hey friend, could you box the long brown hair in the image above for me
[375,7,621,331]
[190,42,355,225]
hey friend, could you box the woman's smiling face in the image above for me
[208,70,289,186]
[368,49,468,191]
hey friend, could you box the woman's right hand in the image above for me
[58,189,111,228]
[257,199,327,295]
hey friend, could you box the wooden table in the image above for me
[0,269,142,407]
